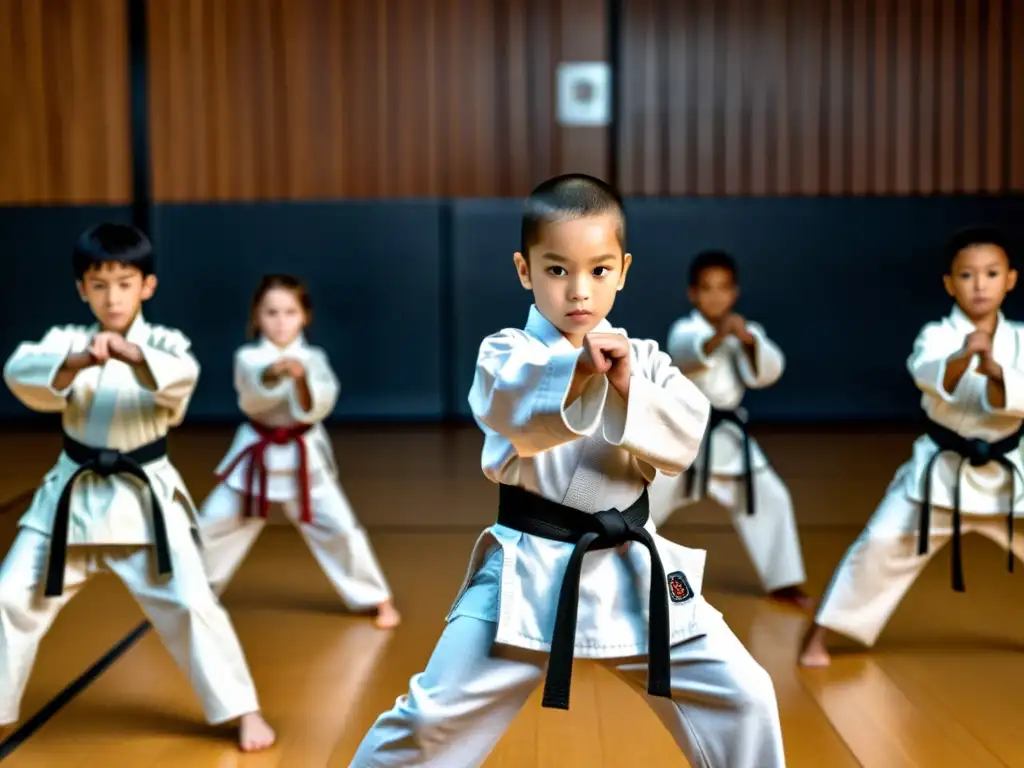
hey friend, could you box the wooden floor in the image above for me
[0,424,1023,767]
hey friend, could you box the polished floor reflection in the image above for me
[0,424,1022,767]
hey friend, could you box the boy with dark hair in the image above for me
[800,225,1024,667]
[351,176,785,767]
[649,248,811,610]
[0,223,275,751]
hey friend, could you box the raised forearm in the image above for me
[942,353,972,394]
[702,331,728,357]
[292,373,313,412]
[130,359,158,390]
[261,365,283,388]
[51,352,96,391]
[565,368,596,408]
[741,338,758,377]
[987,377,1006,409]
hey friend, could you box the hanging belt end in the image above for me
[43,577,64,599]
[647,680,673,699]
[540,692,570,711]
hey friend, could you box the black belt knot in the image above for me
[592,509,629,544]
[94,449,121,475]
[496,484,674,711]
[920,420,1024,592]
[965,438,992,467]
[685,408,757,516]
[46,434,173,598]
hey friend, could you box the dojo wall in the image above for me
[2,0,1023,424]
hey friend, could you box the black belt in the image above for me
[921,420,1024,592]
[47,434,172,597]
[496,484,673,711]
[685,408,755,516]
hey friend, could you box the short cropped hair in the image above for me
[944,225,1012,273]
[688,249,738,287]
[520,174,625,259]
[72,223,154,280]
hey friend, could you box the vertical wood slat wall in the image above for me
[146,0,606,201]
[0,0,131,204]
[619,0,1024,196]
[0,0,1021,203]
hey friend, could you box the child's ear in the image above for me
[141,274,158,301]
[1008,269,1018,292]
[617,253,632,291]
[513,252,532,290]
[76,281,87,302]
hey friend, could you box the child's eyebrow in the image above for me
[538,253,618,264]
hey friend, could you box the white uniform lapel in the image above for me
[992,312,1016,365]
[689,309,713,335]
[256,333,308,359]
[523,305,617,511]
[523,305,612,349]
[522,304,616,349]
[124,312,150,347]
[85,314,150,446]
[947,304,1014,372]
[688,309,738,363]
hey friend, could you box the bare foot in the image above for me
[238,711,276,752]
[375,600,401,629]
[798,623,832,668]
[769,585,815,612]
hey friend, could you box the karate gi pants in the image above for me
[815,466,1024,646]
[199,482,392,609]
[649,467,806,593]
[349,559,785,768]
[0,526,260,726]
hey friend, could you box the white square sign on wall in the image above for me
[556,62,611,127]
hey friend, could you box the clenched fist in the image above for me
[720,313,754,344]
[89,332,143,365]
[272,358,305,378]
[961,330,992,358]
[963,331,1003,379]
[579,332,632,399]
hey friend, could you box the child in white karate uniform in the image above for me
[0,224,274,751]
[198,274,400,629]
[649,250,811,610]
[800,226,1024,666]
[350,175,785,767]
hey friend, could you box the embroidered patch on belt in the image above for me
[667,571,693,603]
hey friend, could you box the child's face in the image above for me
[76,262,156,333]
[688,266,737,323]
[943,244,1017,320]
[513,214,631,346]
[258,287,306,347]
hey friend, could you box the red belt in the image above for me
[216,421,314,523]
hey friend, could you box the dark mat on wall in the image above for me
[0,206,134,421]
[2,197,1021,424]
[148,201,446,421]
[450,196,1024,421]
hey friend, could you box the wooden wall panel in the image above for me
[0,0,131,205]
[148,0,608,201]
[619,0,1024,196]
